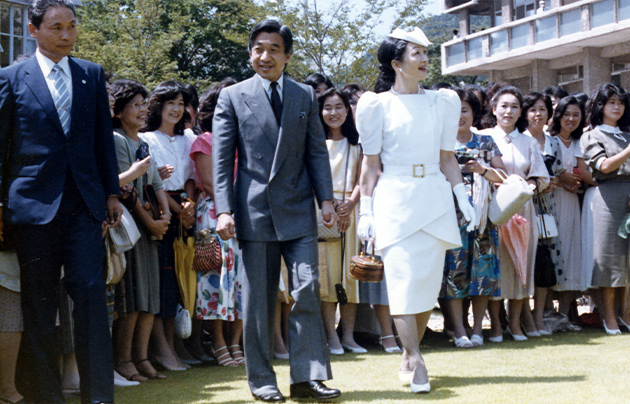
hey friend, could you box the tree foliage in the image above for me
[264,0,427,90]
[74,0,261,89]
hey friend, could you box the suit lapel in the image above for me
[69,57,88,139]
[23,57,65,137]
[242,77,279,148]
[270,79,300,180]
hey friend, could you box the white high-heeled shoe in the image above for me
[603,320,621,335]
[379,335,403,353]
[617,317,630,332]
[341,342,367,353]
[398,370,413,384]
[329,346,345,355]
[411,380,431,394]
[508,329,528,341]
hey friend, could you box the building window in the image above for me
[560,8,582,36]
[535,15,557,42]
[494,0,503,26]
[447,42,466,66]
[0,1,36,67]
[620,0,630,20]
[591,0,615,28]
[467,37,483,61]
[514,0,537,20]
[491,30,508,54]
[510,23,530,49]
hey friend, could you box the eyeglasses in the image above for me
[130,100,148,109]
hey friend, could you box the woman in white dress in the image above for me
[356,27,475,394]
[548,97,596,322]
[480,86,550,341]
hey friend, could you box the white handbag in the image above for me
[488,172,535,225]
[174,304,192,339]
[537,213,559,238]
[108,204,141,254]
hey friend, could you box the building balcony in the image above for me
[442,0,630,76]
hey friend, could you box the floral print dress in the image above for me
[441,132,502,299]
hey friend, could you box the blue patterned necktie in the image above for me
[51,64,71,134]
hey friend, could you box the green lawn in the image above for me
[70,329,630,404]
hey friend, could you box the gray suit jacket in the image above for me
[212,76,333,241]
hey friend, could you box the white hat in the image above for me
[388,27,432,47]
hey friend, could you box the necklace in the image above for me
[556,133,572,143]
[390,85,423,96]
[157,130,176,143]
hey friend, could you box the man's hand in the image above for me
[106,196,124,228]
[158,165,175,181]
[216,212,236,241]
[320,200,337,229]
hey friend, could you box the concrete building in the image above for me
[441,0,630,94]
[0,0,81,68]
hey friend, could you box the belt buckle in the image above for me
[413,164,425,178]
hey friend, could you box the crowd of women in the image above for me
[2,26,630,401]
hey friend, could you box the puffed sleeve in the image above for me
[438,89,461,151]
[581,129,606,169]
[356,92,383,155]
[527,137,550,188]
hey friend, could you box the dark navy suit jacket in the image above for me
[0,55,119,225]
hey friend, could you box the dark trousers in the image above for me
[14,175,114,404]
[240,235,332,397]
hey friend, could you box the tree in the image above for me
[74,0,261,88]
[75,0,185,88]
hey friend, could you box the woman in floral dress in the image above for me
[189,79,244,366]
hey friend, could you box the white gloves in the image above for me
[453,183,476,232]
[357,196,374,243]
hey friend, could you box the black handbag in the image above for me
[533,182,558,288]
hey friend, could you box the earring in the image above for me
[398,68,402,72]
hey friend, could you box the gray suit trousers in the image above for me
[240,235,332,395]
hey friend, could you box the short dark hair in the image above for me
[28,0,76,29]
[462,84,487,128]
[431,82,453,91]
[587,83,630,129]
[304,73,333,92]
[142,81,187,135]
[482,86,528,133]
[110,80,148,130]
[374,37,408,93]
[341,83,365,100]
[248,20,293,55]
[318,88,359,146]
[549,96,585,140]
[196,78,237,133]
[542,86,569,101]
[522,92,553,126]
[454,88,481,126]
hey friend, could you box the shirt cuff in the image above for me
[595,157,605,171]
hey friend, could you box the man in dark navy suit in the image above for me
[0,1,122,403]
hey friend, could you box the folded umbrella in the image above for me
[499,214,530,287]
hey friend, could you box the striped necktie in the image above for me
[51,64,71,134]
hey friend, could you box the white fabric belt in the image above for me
[382,164,440,178]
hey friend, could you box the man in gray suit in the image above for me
[213,20,341,403]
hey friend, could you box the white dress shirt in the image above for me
[35,49,73,108]
[257,74,284,102]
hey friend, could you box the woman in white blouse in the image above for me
[480,86,550,342]
[141,81,197,370]
[356,27,475,394]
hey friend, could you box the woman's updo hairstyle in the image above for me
[374,37,408,93]
[481,85,528,133]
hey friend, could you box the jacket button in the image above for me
[255,153,263,159]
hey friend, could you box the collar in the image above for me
[496,126,520,140]
[35,49,70,78]
[258,74,284,94]
[597,124,623,135]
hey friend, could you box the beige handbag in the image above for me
[317,145,351,241]
[105,234,127,285]
[488,172,534,225]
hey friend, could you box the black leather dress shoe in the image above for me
[252,392,286,403]
[290,381,341,401]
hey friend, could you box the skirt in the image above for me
[552,186,584,291]
[591,180,630,287]
[382,229,450,315]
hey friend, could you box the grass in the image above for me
[68,328,629,404]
